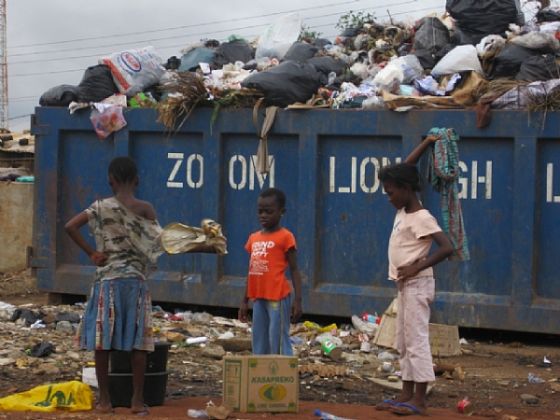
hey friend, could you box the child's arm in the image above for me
[397,231,453,281]
[65,212,107,266]
[287,248,302,322]
[404,134,440,165]
[238,279,250,323]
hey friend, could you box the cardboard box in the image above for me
[373,314,461,357]
[223,355,299,413]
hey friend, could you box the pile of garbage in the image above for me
[39,0,560,136]
[0,295,464,401]
[0,130,34,183]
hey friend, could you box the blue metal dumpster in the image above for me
[32,107,560,334]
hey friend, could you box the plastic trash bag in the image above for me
[241,60,324,107]
[307,56,348,76]
[492,78,560,108]
[213,40,254,68]
[446,0,521,44]
[161,219,227,255]
[89,104,127,140]
[516,54,560,81]
[179,47,215,72]
[255,13,302,60]
[100,46,165,96]
[0,381,93,412]
[39,85,79,106]
[413,17,452,69]
[284,42,318,62]
[476,35,506,59]
[490,44,540,79]
[77,64,119,103]
[432,45,483,77]
[521,1,542,27]
[537,7,560,22]
[510,32,560,52]
[373,64,404,93]
[390,55,424,84]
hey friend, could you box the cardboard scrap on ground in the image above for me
[373,299,461,357]
[299,363,349,378]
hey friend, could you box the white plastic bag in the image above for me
[390,55,424,84]
[255,14,302,60]
[510,31,560,51]
[100,46,165,96]
[373,64,404,93]
[476,35,506,59]
[431,45,483,77]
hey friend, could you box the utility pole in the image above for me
[0,0,7,130]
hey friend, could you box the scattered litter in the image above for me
[528,373,546,384]
[314,408,356,420]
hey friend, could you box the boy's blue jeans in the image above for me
[252,294,293,355]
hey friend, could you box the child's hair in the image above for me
[259,188,286,209]
[108,156,138,184]
[378,163,421,192]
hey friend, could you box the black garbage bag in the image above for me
[77,64,119,103]
[340,27,360,38]
[39,85,80,106]
[241,61,325,107]
[10,308,43,325]
[490,44,540,79]
[413,17,453,69]
[516,54,560,81]
[165,56,181,70]
[213,40,254,68]
[537,7,560,22]
[313,38,332,49]
[29,341,55,358]
[307,56,348,76]
[284,42,318,62]
[446,0,520,45]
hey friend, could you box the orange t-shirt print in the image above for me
[245,228,296,301]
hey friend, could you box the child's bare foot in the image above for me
[131,403,149,416]
[95,403,114,414]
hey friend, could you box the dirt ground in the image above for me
[0,272,559,419]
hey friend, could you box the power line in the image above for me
[10,0,365,50]
[8,113,31,120]
[9,3,434,79]
[8,0,417,60]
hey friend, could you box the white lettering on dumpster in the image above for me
[458,161,493,200]
[329,156,493,199]
[546,163,560,203]
[167,152,204,189]
[329,156,402,194]
[229,155,275,191]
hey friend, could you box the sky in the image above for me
[5,0,446,131]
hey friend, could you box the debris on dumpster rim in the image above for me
[36,2,560,134]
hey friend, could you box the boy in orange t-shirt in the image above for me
[238,188,302,355]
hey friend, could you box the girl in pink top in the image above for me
[375,136,453,416]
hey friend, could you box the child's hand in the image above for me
[238,301,249,323]
[397,262,421,281]
[90,251,108,266]
[425,134,441,143]
[291,300,302,323]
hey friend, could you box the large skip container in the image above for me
[31,107,560,334]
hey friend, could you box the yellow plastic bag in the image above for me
[0,381,93,412]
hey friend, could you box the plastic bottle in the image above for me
[313,409,354,420]
[187,408,208,418]
[186,337,208,345]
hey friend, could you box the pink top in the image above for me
[388,208,442,281]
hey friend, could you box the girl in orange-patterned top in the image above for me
[238,188,302,355]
